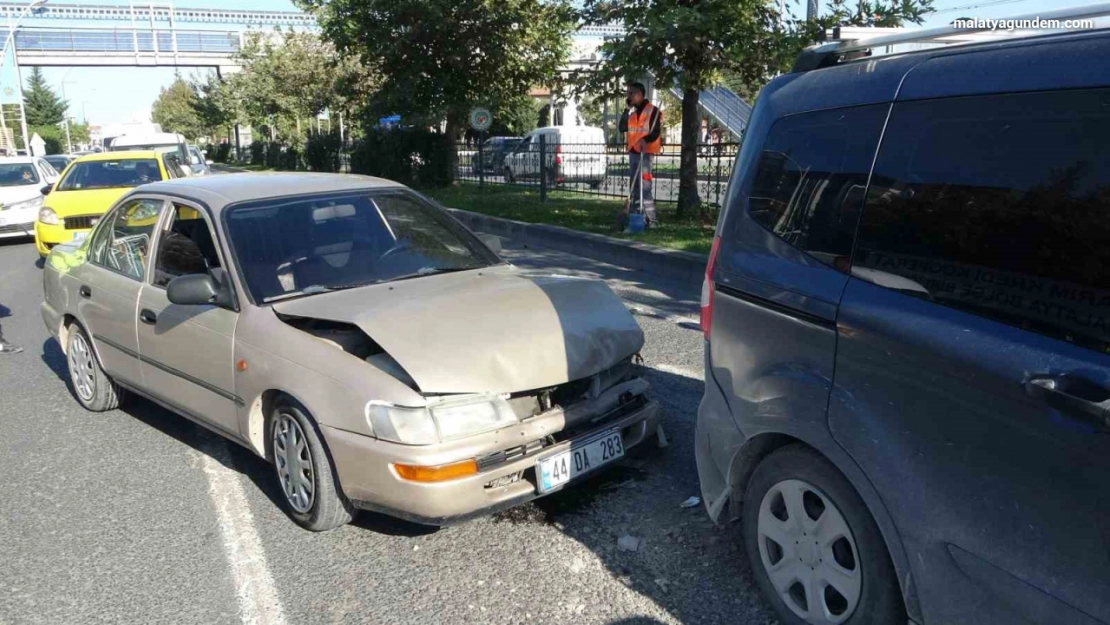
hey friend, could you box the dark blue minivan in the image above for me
[696,28,1110,625]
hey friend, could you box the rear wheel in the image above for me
[66,323,121,412]
[269,398,354,532]
[742,445,904,625]
[504,166,515,184]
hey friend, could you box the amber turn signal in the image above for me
[393,459,478,483]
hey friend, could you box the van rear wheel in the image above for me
[504,167,515,184]
[742,445,905,625]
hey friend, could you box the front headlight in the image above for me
[37,205,58,225]
[7,195,43,212]
[366,395,518,445]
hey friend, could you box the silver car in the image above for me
[41,173,660,530]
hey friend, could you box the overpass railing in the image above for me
[3,26,241,55]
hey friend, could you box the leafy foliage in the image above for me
[303,130,342,172]
[29,125,63,154]
[297,0,575,136]
[24,67,66,127]
[350,129,454,186]
[152,77,203,140]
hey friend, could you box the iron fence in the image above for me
[455,138,739,207]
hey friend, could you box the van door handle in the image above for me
[79,285,91,299]
[1025,375,1110,433]
[139,309,158,325]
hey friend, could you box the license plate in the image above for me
[71,231,88,243]
[537,429,624,493]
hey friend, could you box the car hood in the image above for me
[273,265,644,394]
[0,184,43,206]
[47,187,133,217]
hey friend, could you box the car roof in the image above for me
[764,29,1110,118]
[76,150,163,162]
[0,156,37,164]
[132,172,406,212]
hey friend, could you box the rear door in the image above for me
[830,88,1110,624]
[708,104,887,448]
[73,197,165,385]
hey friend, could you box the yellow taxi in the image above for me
[34,149,188,256]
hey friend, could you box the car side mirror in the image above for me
[40,183,53,195]
[167,273,221,306]
[477,233,502,254]
[205,159,213,166]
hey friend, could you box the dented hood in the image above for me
[272,265,644,394]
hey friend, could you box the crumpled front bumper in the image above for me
[325,378,662,526]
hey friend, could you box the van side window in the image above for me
[746,105,887,267]
[853,88,1110,353]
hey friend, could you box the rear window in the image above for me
[57,159,161,191]
[742,105,887,266]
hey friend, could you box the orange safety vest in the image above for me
[626,103,662,155]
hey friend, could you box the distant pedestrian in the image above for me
[0,322,21,354]
[617,81,662,231]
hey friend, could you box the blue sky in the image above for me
[26,0,1093,128]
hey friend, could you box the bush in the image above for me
[214,143,232,163]
[350,129,453,186]
[304,131,342,172]
[29,125,63,155]
[250,142,265,165]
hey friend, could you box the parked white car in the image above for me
[0,156,60,240]
[503,125,608,188]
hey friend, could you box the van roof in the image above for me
[762,29,1110,119]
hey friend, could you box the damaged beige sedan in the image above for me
[41,173,661,530]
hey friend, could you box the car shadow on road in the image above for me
[492,365,778,625]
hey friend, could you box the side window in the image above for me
[853,88,1110,353]
[90,198,163,281]
[37,159,58,178]
[153,204,222,288]
[746,105,888,267]
[162,155,187,179]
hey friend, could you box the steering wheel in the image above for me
[377,241,413,263]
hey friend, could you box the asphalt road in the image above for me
[0,235,777,625]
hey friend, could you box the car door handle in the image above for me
[79,285,91,299]
[139,309,158,325]
[1025,375,1110,433]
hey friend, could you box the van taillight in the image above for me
[554,144,562,165]
[700,235,721,340]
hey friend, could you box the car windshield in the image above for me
[45,156,69,170]
[225,189,500,303]
[0,163,40,186]
[56,159,160,191]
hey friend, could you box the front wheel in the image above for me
[270,399,355,531]
[742,445,905,625]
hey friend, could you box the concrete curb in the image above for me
[446,208,708,287]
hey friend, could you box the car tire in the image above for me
[269,398,355,532]
[742,444,905,625]
[66,323,122,412]
[504,166,515,184]
[589,180,602,190]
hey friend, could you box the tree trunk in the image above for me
[677,88,702,220]
[445,114,464,185]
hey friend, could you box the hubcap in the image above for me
[757,479,862,624]
[273,413,315,514]
[69,333,96,402]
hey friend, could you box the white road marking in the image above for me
[196,440,288,625]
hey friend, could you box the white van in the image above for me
[503,125,607,188]
[110,132,190,172]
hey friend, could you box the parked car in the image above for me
[34,150,187,256]
[472,136,521,174]
[696,28,1110,625]
[41,173,660,531]
[0,156,60,241]
[188,145,212,176]
[503,126,607,188]
[44,154,76,173]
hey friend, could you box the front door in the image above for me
[830,89,1110,624]
[73,197,164,385]
[137,201,240,437]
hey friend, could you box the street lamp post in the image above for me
[2,0,48,153]
[60,69,75,153]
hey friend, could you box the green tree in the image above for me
[297,0,575,139]
[578,0,932,219]
[24,67,66,126]
[488,96,540,137]
[152,77,203,140]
